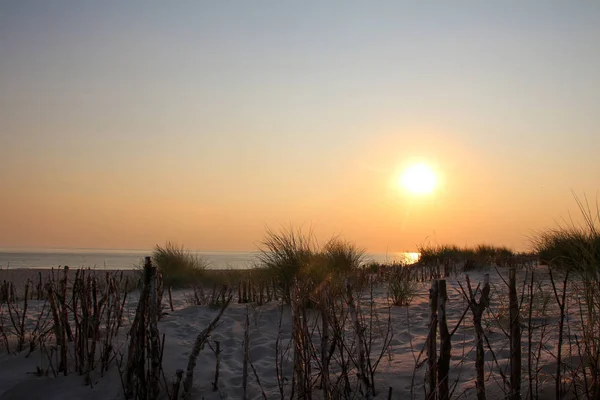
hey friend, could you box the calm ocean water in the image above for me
[0,249,417,270]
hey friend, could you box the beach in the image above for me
[0,263,579,399]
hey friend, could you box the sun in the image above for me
[399,163,437,195]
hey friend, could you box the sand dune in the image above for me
[0,267,577,399]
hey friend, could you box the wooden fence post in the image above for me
[461,273,490,400]
[243,308,250,400]
[437,279,451,400]
[509,268,522,400]
[427,280,439,400]
[213,341,221,391]
[125,256,152,399]
[62,266,73,342]
[149,262,160,400]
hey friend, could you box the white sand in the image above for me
[0,267,576,399]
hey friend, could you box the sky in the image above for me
[1,1,599,252]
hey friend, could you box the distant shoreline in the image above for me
[0,249,413,270]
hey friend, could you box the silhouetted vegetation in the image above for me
[388,265,417,306]
[534,229,599,270]
[417,243,514,268]
[531,195,600,398]
[258,227,315,304]
[151,242,207,288]
[258,227,365,304]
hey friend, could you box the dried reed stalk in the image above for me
[181,295,231,400]
[346,278,372,398]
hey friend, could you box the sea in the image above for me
[0,249,418,270]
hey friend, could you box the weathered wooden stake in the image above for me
[437,279,451,400]
[149,264,161,400]
[168,285,174,312]
[272,279,278,301]
[213,341,221,391]
[509,268,522,400]
[527,270,535,400]
[243,308,250,400]
[463,273,490,400]
[427,280,439,400]
[37,271,43,300]
[171,369,184,400]
[62,266,73,342]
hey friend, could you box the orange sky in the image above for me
[1,3,599,252]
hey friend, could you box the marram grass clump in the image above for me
[258,227,364,303]
[417,243,514,269]
[533,228,600,272]
[388,266,417,306]
[532,195,600,274]
[258,227,315,304]
[152,242,207,288]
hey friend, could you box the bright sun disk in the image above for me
[399,163,437,195]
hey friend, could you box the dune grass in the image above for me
[322,237,365,272]
[417,243,514,267]
[532,195,599,274]
[308,237,364,284]
[258,227,364,303]
[531,195,600,396]
[388,265,417,306]
[258,226,315,304]
[534,229,599,270]
[151,242,208,288]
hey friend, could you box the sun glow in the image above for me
[399,163,437,195]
